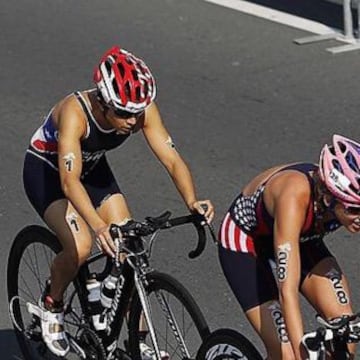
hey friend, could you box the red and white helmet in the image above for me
[93,46,156,113]
[319,134,360,207]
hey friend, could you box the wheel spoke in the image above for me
[129,272,209,360]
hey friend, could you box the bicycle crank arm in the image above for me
[67,335,87,359]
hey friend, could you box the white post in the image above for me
[343,0,354,39]
[357,0,360,38]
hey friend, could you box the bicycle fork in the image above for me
[134,272,191,360]
[134,272,163,360]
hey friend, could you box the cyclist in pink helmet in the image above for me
[23,46,214,357]
[218,134,360,360]
[319,134,360,207]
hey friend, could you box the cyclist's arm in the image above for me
[141,102,214,221]
[271,175,310,360]
[57,100,110,238]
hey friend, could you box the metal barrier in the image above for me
[294,0,360,54]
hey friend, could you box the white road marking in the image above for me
[204,0,336,35]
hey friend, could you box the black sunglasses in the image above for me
[113,108,144,119]
[343,205,360,216]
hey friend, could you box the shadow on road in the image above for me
[0,329,22,359]
[248,0,357,30]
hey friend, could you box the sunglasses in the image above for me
[113,108,144,119]
[343,203,360,216]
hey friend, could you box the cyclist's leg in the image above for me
[300,240,356,357]
[218,242,295,360]
[246,302,295,360]
[96,193,132,224]
[44,199,93,301]
[24,153,93,302]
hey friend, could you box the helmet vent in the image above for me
[112,80,119,96]
[135,87,141,101]
[131,69,138,80]
[143,82,149,96]
[105,60,112,75]
[332,159,342,172]
[124,82,131,98]
[338,142,346,153]
[117,63,125,77]
[346,152,360,172]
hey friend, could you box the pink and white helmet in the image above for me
[319,134,360,207]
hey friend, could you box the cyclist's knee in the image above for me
[77,238,92,264]
[61,238,92,268]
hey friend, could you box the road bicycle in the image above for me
[196,313,360,360]
[7,210,213,360]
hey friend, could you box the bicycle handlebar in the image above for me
[302,313,360,357]
[110,211,217,259]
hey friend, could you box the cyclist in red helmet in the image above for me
[23,46,214,357]
[218,135,360,359]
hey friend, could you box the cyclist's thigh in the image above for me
[82,156,132,224]
[96,193,132,224]
[301,256,353,318]
[44,199,92,259]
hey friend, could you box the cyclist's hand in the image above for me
[94,225,116,258]
[189,200,214,224]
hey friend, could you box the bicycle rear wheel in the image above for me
[128,271,210,360]
[7,225,86,360]
[196,328,262,360]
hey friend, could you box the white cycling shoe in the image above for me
[139,342,169,360]
[27,301,70,357]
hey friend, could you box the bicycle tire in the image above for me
[7,225,86,360]
[128,271,210,360]
[196,328,262,360]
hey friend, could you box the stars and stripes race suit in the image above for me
[218,163,341,312]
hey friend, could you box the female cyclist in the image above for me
[23,46,214,357]
[218,134,360,359]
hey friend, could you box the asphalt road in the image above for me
[1,0,360,358]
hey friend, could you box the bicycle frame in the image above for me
[74,235,146,353]
[74,228,195,359]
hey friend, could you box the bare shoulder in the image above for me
[268,169,312,205]
[243,164,292,195]
[53,93,87,137]
[143,101,162,126]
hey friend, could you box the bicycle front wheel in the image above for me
[128,271,210,360]
[196,328,263,360]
